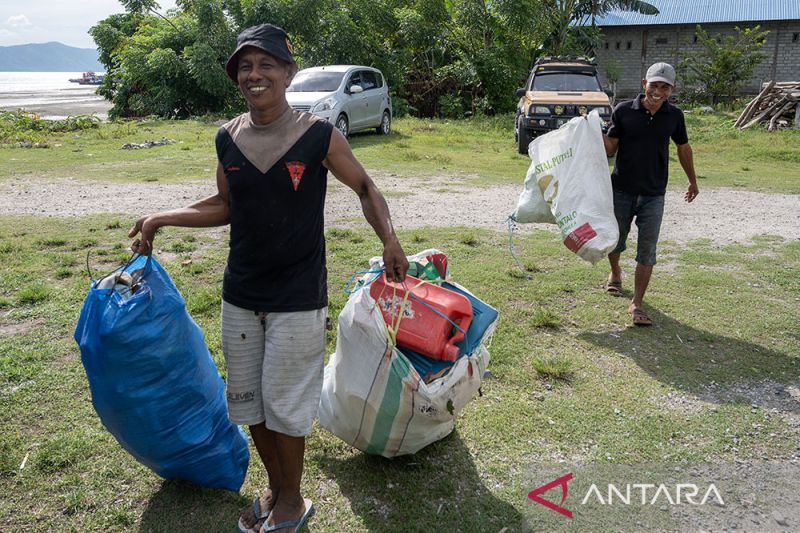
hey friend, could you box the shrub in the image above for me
[0,110,99,144]
[530,308,561,328]
[18,284,50,304]
[679,25,769,105]
[532,355,573,381]
[438,94,465,119]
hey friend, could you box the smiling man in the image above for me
[128,23,408,533]
[602,62,699,326]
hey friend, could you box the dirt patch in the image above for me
[701,380,800,431]
[0,318,42,337]
[653,380,800,439]
[0,176,797,245]
[651,390,715,415]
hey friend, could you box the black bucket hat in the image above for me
[225,24,296,82]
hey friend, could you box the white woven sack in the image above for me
[318,250,497,458]
[512,149,557,224]
[512,110,618,264]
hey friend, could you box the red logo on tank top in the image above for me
[285,161,306,191]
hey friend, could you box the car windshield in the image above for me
[287,71,345,92]
[531,72,601,92]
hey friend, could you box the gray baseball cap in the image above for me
[645,62,676,86]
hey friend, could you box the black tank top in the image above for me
[215,112,334,312]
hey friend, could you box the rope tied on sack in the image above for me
[347,268,468,348]
[343,268,384,295]
[506,216,532,280]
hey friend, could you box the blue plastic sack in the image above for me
[442,282,499,356]
[398,346,454,380]
[74,255,249,492]
[399,283,498,382]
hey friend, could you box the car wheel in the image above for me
[335,114,349,138]
[517,116,532,155]
[376,110,391,135]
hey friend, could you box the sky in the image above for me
[0,0,177,49]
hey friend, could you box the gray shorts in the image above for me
[611,190,665,266]
[220,300,326,436]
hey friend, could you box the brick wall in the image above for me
[595,20,800,98]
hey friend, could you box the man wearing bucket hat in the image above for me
[602,62,699,326]
[129,23,408,533]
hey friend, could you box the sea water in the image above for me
[0,71,110,118]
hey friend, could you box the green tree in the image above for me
[604,57,622,101]
[679,25,769,105]
[89,12,141,108]
[391,0,453,115]
[91,0,550,118]
[541,0,658,56]
[425,0,546,115]
[91,2,239,118]
[115,15,196,117]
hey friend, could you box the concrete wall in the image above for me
[594,21,800,98]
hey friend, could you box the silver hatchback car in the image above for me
[286,65,392,137]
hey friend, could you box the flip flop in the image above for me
[237,497,271,533]
[262,498,315,533]
[605,280,622,296]
[631,308,652,326]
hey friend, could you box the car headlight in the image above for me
[554,105,564,115]
[311,98,335,113]
[531,106,550,115]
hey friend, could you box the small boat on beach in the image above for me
[68,72,105,85]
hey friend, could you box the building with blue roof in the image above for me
[591,0,799,97]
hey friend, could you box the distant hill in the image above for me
[0,42,103,72]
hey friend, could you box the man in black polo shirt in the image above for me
[602,62,699,326]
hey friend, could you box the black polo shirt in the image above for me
[607,94,688,196]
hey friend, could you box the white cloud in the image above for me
[7,14,31,27]
[0,1,173,47]
[0,29,13,36]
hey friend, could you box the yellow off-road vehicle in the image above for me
[515,56,612,154]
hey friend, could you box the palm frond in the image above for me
[606,0,659,15]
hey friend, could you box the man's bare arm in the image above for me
[324,129,408,282]
[676,143,699,203]
[129,163,230,254]
[603,134,619,156]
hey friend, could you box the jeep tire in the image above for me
[517,117,532,154]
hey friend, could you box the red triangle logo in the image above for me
[286,161,306,191]
[528,472,573,518]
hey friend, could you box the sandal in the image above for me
[262,499,315,532]
[605,280,622,297]
[630,308,652,326]
[238,497,272,533]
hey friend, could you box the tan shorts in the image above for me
[220,300,326,436]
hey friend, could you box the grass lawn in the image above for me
[1,217,798,531]
[2,110,800,192]
[1,111,799,531]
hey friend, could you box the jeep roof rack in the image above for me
[535,55,597,66]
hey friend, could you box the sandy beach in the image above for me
[0,87,112,119]
[0,73,112,119]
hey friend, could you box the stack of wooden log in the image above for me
[734,81,800,131]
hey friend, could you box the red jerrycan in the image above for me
[369,274,473,362]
